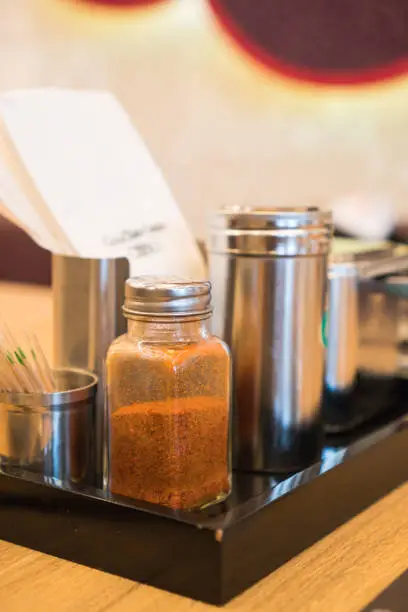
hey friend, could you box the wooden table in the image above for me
[0,282,407,612]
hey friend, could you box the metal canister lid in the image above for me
[0,368,98,408]
[210,206,332,256]
[123,276,212,318]
[329,239,407,279]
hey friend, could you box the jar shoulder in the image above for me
[106,333,230,362]
[210,334,231,357]
[106,332,231,409]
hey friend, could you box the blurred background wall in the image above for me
[1,0,408,281]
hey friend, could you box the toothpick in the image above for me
[0,326,56,394]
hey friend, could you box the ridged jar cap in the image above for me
[123,276,212,318]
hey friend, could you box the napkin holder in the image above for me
[52,255,129,484]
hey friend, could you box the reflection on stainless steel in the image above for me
[0,368,97,486]
[358,288,399,376]
[210,207,332,472]
[326,244,408,397]
[53,256,128,484]
[53,256,128,371]
[53,255,91,371]
[326,262,359,393]
[360,275,408,370]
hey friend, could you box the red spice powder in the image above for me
[110,395,230,510]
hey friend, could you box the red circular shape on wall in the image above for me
[76,0,167,7]
[208,0,408,85]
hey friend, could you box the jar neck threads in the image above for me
[127,318,211,343]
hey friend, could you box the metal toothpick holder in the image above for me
[0,368,97,486]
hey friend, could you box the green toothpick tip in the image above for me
[14,351,24,366]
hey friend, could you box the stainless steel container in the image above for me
[53,255,128,485]
[325,243,392,394]
[209,207,332,473]
[0,368,97,486]
[325,260,359,393]
[326,241,408,395]
[53,256,128,373]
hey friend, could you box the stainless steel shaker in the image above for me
[326,241,408,395]
[324,241,408,433]
[209,207,332,473]
[325,259,359,395]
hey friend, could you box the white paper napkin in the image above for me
[0,88,205,279]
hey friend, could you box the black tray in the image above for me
[0,378,407,606]
[324,371,404,433]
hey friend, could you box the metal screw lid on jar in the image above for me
[122,276,212,318]
[210,206,333,256]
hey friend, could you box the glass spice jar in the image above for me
[105,276,231,510]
